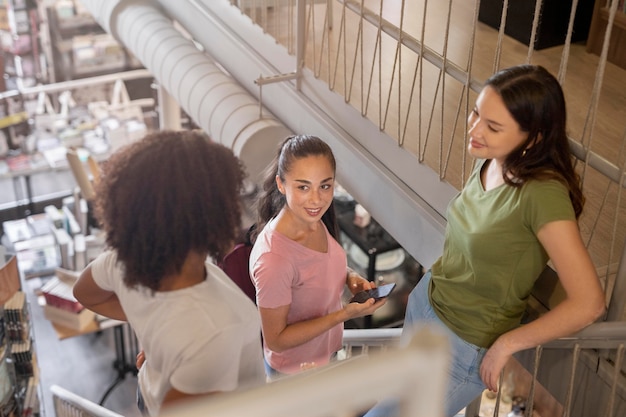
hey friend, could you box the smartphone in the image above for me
[349,283,396,303]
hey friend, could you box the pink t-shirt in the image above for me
[250,219,346,374]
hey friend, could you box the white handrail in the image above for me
[160,325,449,417]
[51,385,124,417]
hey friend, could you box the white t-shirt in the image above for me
[90,250,265,416]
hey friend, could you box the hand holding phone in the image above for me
[349,283,396,303]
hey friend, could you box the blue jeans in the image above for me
[364,271,487,417]
[264,351,339,381]
[137,386,149,416]
[264,356,287,381]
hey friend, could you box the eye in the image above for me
[321,184,333,190]
[297,185,309,191]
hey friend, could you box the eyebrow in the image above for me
[474,107,505,128]
[487,119,505,128]
[294,177,334,184]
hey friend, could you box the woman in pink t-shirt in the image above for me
[249,135,386,377]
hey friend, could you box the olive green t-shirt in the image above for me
[429,159,576,348]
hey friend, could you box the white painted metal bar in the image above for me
[159,326,449,417]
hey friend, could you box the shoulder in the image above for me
[521,178,575,230]
[251,250,295,276]
[521,178,571,205]
[251,226,297,261]
[90,250,123,287]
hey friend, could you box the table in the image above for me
[47,310,139,405]
[337,210,402,284]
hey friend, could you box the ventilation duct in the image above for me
[78,0,290,184]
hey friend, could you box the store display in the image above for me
[0,0,42,89]
[0,254,39,416]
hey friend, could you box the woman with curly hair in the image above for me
[73,130,265,416]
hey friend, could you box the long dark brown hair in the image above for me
[486,64,584,218]
[251,135,339,243]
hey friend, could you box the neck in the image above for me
[482,159,505,190]
[275,208,323,240]
[158,251,207,291]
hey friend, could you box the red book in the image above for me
[41,274,84,314]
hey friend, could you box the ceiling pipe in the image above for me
[77,0,290,184]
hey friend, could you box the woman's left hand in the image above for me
[346,271,375,294]
[479,338,512,392]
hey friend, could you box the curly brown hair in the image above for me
[94,130,246,291]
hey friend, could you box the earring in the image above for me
[522,149,527,157]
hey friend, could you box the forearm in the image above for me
[161,389,218,412]
[80,295,127,321]
[265,309,347,352]
[74,265,127,321]
[493,297,605,356]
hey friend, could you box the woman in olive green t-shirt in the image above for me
[366,65,606,417]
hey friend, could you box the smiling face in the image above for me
[467,86,529,166]
[276,154,335,227]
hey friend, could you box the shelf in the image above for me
[56,14,103,39]
[599,7,626,30]
[587,2,626,69]
[478,0,595,50]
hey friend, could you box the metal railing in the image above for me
[229,0,626,325]
[344,325,626,417]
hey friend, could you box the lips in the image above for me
[305,208,322,216]
[469,139,485,149]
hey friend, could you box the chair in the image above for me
[66,147,100,202]
[66,147,102,234]
[218,224,257,303]
[218,242,255,303]
[51,385,125,417]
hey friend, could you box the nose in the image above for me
[468,116,482,137]
[310,188,322,204]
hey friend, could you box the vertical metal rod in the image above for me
[603,344,625,417]
[607,239,626,321]
[296,0,307,90]
[157,84,182,130]
[562,344,581,417]
[527,345,543,417]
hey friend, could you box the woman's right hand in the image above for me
[344,297,387,319]
[136,350,146,370]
